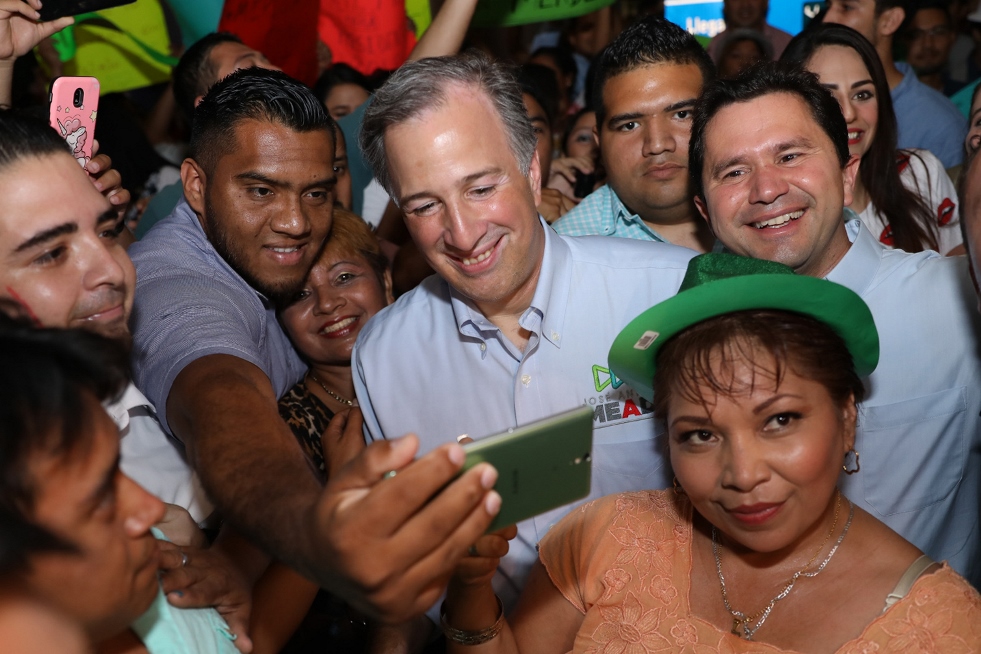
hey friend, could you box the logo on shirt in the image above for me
[896,151,911,175]
[592,365,623,392]
[938,198,955,226]
[586,364,654,425]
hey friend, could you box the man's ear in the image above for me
[694,193,711,225]
[382,268,395,305]
[181,158,207,216]
[193,94,205,109]
[842,154,861,208]
[876,6,905,38]
[528,150,543,207]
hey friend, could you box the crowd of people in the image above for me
[3,0,981,652]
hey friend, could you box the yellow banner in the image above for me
[60,0,172,94]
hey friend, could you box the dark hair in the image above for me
[652,310,866,420]
[173,32,244,124]
[312,63,373,107]
[529,46,578,101]
[0,109,71,170]
[518,63,561,128]
[0,310,129,519]
[361,51,536,198]
[0,511,74,578]
[591,16,716,126]
[907,0,951,25]
[189,67,335,175]
[690,62,850,199]
[718,28,774,63]
[781,24,939,252]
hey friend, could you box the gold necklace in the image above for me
[713,489,853,640]
[307,372,355,406]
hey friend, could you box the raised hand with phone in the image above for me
[0,0,73,106]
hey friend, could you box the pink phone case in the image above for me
[49,77,100,167]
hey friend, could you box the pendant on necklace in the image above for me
[733,618,752,640]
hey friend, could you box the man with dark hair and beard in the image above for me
[129,67,501,624]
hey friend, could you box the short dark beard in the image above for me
[202,192,307,306]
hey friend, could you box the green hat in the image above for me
[608,253,879,402]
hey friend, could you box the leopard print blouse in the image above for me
[277,379,333,485]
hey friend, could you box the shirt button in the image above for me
[480,343,487,351]
[521,374,532,386]
[551,330,560,341]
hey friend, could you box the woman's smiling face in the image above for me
[667,342,855,555]
[806,44,879,161]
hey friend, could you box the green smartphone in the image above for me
[461,406,594,532]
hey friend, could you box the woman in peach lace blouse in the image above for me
[441,254,981,653]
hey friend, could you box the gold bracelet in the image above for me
[439,595,505,646]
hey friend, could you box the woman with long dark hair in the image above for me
[782,24,963,255]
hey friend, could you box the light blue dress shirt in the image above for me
[552,184,670,242]
[832,216,981,587]
[891,62,966,169]
[354,220,695,609]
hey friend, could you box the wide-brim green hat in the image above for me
[609,253,879,402]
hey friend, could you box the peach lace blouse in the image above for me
[539,490,981,653]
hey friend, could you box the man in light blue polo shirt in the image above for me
[355,52,696,611]
[552,17,716,253]
[824,0,966,168]
[689,63,981,586]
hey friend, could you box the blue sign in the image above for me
[664,0,827,39]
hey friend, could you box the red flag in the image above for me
[319,0,415,76]
[219,0,320,85]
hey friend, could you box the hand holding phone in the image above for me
[49,76,99,167]
[573,169,597,199]
[38,0,136,22]
[0,0,74,68]
[459,406,593,532]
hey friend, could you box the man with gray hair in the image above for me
[354,52,695,612]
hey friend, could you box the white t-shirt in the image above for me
[856,148,962,255]
[105,383,213,523]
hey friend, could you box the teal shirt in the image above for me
[131,530,240,654]
[551,184,670,242]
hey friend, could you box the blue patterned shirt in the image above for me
[551,184,669,241]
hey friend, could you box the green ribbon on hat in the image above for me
[676,252,796,292]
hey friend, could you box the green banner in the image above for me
[472,0,617,28]
[406,0,432,36]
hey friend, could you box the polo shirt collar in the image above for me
[449,217,569,348]
[608,186,669,243]
[825,210,881,297]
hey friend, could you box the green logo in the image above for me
[592,365,623,392]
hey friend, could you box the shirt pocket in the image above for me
[858,387,968,515]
